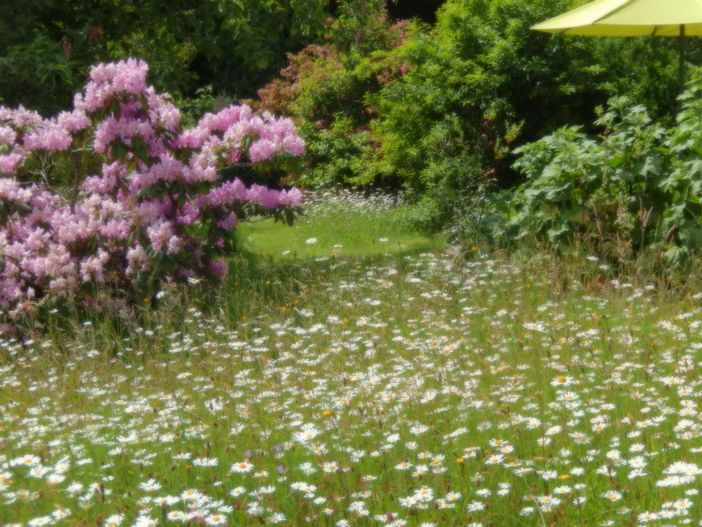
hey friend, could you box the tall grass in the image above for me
[3,194,702,526]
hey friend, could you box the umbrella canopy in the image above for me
[533,0,702,36]
[532,0,702,88]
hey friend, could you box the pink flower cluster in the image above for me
[0,59,304,321]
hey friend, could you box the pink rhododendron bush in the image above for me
[0,59,304,324]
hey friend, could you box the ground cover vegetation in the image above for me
[238,190,443,259]
[5,196,702,526]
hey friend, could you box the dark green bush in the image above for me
[372,0,696,190]
[0,0,331,115]
[297,118,376,188]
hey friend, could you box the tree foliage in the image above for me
[0,0,331,115]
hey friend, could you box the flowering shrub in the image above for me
[0,59,304,322]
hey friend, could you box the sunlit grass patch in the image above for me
[237,191,444,260]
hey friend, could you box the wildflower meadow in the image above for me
[4,193,702,526]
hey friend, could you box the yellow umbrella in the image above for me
[532,0,702,88]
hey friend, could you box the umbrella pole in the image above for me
[679,24,686,91]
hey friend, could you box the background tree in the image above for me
[0,0,330,115]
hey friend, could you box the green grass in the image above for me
[4,196,702,526]
[237,202,443,260]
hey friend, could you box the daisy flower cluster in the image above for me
[3,228,702,525]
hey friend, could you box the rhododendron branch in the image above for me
[70,151,82,213]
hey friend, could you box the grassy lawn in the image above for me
[2,195,702,527]
[237,192,444,260]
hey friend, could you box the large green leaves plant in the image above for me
[659,81,702,262]
[511,100,667,257]
[510,73,702,265]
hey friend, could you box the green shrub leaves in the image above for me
[511,72,702,265]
